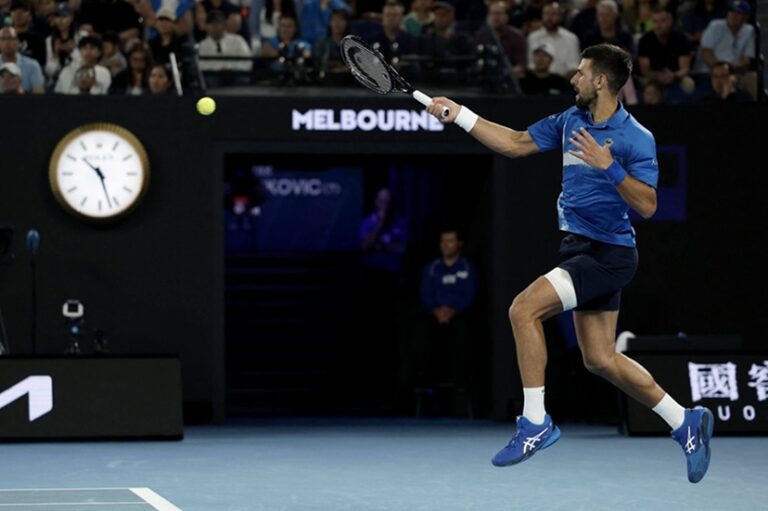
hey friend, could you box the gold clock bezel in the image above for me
[49,122,151,223]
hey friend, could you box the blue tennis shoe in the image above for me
[671,406,714,483]
[492,414,561,467]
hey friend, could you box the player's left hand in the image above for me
[568,127,614,170]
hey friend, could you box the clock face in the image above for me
[49,123,150,221]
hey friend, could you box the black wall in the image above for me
[0,96,224,422]
[0,95,764,422]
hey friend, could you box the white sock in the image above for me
[652,394,686,431]
[523,386,546,425]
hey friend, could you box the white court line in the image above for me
[130,489,181,511]
[0,489,134,492]
[0,503,145,507]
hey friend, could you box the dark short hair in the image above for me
[383,0,405,12]
[440,227,464,241]
[206,9,227,24]
[101,31,120,45]
[711,61,733,74]
[581,44,632,94]
[10,0,32,12]
[78,35,103,50]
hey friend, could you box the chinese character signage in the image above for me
[622,355,768,435]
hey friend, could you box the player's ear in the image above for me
[597,73,608,91]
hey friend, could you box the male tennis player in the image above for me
[426,44,713,483]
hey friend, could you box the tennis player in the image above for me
[426,44,713,483]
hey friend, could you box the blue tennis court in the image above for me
[2,419,765,511]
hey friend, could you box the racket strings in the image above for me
[340,40,393,94]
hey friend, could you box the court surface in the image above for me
[1,419,765,511]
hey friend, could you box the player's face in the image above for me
[571,59,598,110]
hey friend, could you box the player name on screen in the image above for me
[292,109,444,132]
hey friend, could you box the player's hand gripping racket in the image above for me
[340,35,450,119]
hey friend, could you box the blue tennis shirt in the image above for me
[528,103,659,247]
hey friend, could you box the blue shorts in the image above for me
[555,233,638,311]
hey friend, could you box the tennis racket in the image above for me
[339,35,450,118]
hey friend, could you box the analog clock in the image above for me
[49,123,150,222]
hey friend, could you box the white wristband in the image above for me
[454,106,479,133]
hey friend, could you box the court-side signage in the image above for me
[0,375,53,421]
[292,109,444,132]
[0,357,183,440]
[622,354,768,434]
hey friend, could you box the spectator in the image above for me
[315,9,351,76]
[420,1,474,64]
[637,6,694,101]
[44,2,78,86]
[148,62,174,94]
[527,1,580,78]
[583,0,634,55]
[262,13,308,54]
[474,0,527,78]
[413,228,477,398]
[10,0,44,66]
[146,0,196,38]
[354,0,387,19]
[109,44,152,94]
[681,0,726,48]
[100,31,127,78]
[520,42,571,95]
[0,26,44,93]
[621,0,656,43]
[77,0,144,43]
[369,0,416,62]
[195,0,246,43]
[402,0,434,36]
[148,8,187,65]
[32,0,56,37]
[641,79,665,103]
[54,34,111,94]
[247,0,285,55]
[0,60,24,93]
[698,60,752,102]
[300,0,350,49]
[511,0,548,35]
[694,0,755,97]
[199,9,253,72]
[569,0,599,47]
[360,187,409,272]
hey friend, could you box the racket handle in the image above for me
[412,90,450,119]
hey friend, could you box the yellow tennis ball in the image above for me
[196,96,216,116]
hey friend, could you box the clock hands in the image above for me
[82,157,113,209]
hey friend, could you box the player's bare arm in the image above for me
[426,97,540,158]
[569,127,657,219]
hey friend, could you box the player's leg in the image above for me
[574,310,714,483]
[491,276,563,467]
[508,276,564,388]
[573,310,664,407]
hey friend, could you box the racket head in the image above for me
[339,35,412,94]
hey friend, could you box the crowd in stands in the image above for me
[0,0,760,102]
